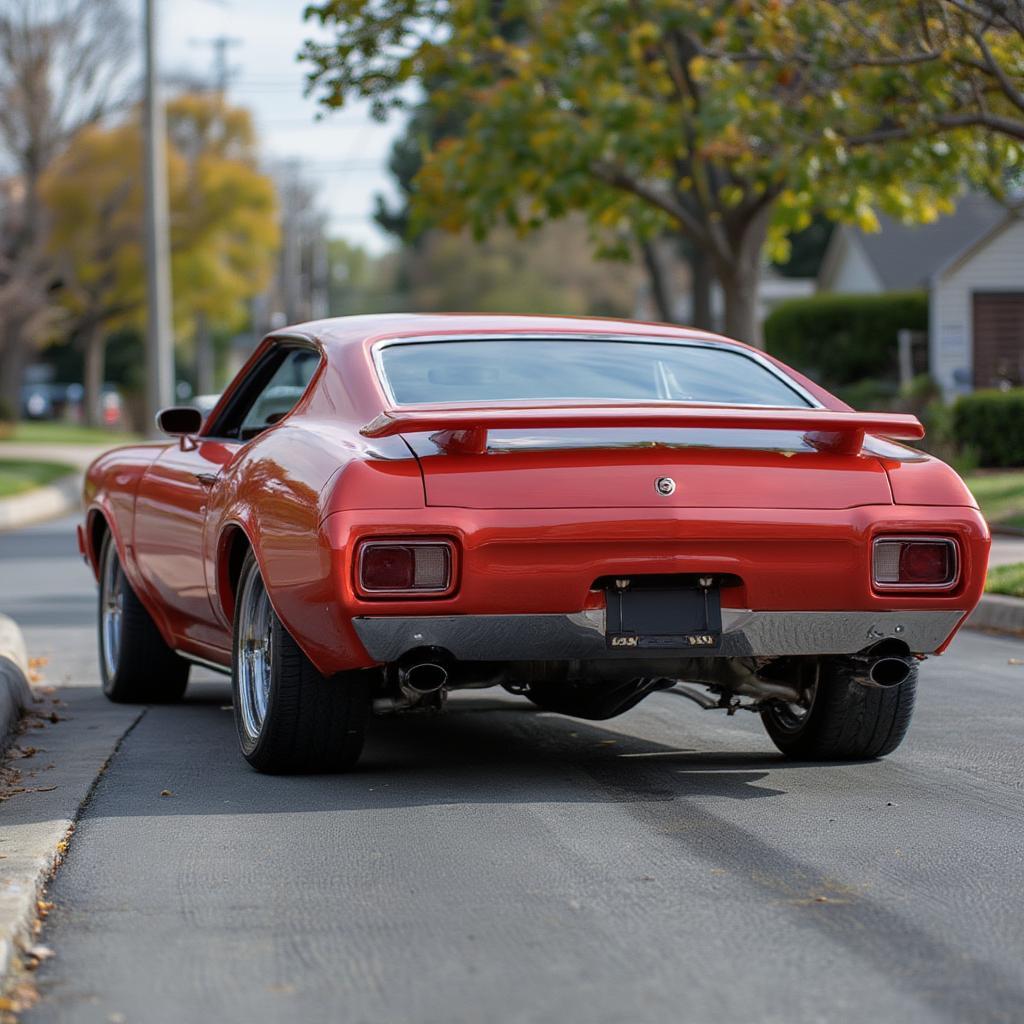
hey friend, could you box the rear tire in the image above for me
[97,532,189,703]
[231,550,370,773]
[761,657,917,760]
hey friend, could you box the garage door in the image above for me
[973,292,1024,389]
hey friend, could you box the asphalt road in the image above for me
[2,516,1023,1024]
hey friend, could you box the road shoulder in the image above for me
[968,593,1024,637]
[0,689,141,1008]
[0,474,80,534]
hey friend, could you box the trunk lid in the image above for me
[402,427,894,509]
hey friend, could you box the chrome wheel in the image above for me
[236,566,274,742]
[100,542,125,679]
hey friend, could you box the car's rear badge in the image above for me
[655,476,676,496]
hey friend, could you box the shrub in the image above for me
[764,292,928,388]
[952,389,1024,468]
[834,377,899,411]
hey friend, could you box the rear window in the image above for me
[378,338,812,408]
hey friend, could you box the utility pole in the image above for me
[143,0,175,432]
[190,34,242,94]
[189,34,242,395]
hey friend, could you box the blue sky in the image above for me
[163,0,404,252]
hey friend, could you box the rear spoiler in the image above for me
[360,406,924,456]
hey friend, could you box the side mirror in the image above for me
[156,406,203,437]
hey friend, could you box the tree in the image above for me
[0,0,130,416]
[302,1,993,344]
[401,217,640,316]
[40,122,150,425]
[817,1,1024,147]
[41,94,279,423]
[166,94,281,393]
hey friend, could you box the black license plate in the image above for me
[605,583,722,650]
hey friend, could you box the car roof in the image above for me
[276,313,750,353]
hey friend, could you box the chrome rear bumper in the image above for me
[352,608,964,662]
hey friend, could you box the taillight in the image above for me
[356,540,454,596]
[872,537,958,589]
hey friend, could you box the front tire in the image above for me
[97,532,189,703]
[761,657,917,760]
[231,551,370,773]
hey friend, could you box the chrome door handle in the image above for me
[194,472,219,487]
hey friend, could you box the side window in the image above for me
[208,345,321,440]
[238,349,320,438]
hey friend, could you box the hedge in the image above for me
[952,389,1024,467]
[763,292,928,388]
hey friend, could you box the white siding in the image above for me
[820,234,884,293]
[931,219,1024,397]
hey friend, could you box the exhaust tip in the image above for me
[402,661,449,694]
[868,657,912,688]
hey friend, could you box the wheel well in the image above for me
[88,510,110,577]
[219,526,251,622]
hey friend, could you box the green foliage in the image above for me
[0,397,13,426]
[327,239,404,315]
[764,292,928,389]
[953,390,1024,468]
[772,217,834,279]
[45,329,146,393]
[41,93,279,341]
[964,469,1024,529]
[0,459,76,498]
[8,422,139,444]
[825,1,1024,149]
[301,0,1016,341]
[834,378,898,411]
[400,221,638,317]
[986,563,1024,599]
[327,219,640,319]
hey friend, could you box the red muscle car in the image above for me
[79,314,990,773]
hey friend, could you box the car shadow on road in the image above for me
[127,685,843,813]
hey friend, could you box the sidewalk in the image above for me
[0,444,109,533]
[0,442,111,472]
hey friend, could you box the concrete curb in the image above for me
[0,473,80,533]
[0,691,142,1002]
[966,594,1024,637]
[0,614,32,755]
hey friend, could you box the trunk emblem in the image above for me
[655,476,676,496]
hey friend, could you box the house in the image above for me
[818,194,1024,398]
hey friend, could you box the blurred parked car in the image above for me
[20,383,59,420]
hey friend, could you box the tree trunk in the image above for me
[82,326,106,428]
[720,264,761,346]
[717,208,771,347]
[690,247,714,331]
[0,341,26,422]
[195,312,214,396]
[639,237,674,322]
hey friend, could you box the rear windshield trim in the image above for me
[371,333,821,410]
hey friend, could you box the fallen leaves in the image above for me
[27,655,48,685]
[160,790,174,798]
[0,980,38,1013]
[24,944,54,968]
